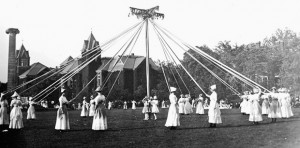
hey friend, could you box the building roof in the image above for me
[60,59,79,75]
[96,54,159,73]
[16,44,30,59]
[60,56,73,67]
[19,62,48,79]
[81,32,100,53]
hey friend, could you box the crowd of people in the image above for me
[0,84,296,132]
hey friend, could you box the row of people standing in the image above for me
[142,95,159,120]
[165,85,222,129]
[240,87,294,124]
[80,96,96,117]
[55,87,107,131]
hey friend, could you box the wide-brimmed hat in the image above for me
[170,87,177,92]
[210,84,216,90]
[95,87,102,92]
[153,96,157,100]
[11,91,19,98]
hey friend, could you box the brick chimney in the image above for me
[6,28,20,90]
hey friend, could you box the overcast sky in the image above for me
[1,0,300,83]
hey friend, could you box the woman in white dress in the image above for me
[89,96,95,117]
[196,94,205,114]
[92,87,107,130]
[261,94,270,115]
[178,94,185,115]
[27,97,37,120]
[55,89,70,131]
[184,94,193,115]
[165,87,180,130]
[9,92,24,130]
[123,101,128,110]
[240,91,248,115]
[108,101,112,110]
[142,96,151,120]
[248,88,263,124]
[268,88,282,122]
[132,100,136,110]
[0,93,9,130]
[279,88,293,118]
[80,97,88,117]
[151,96,159,120]
[206,85,222,128]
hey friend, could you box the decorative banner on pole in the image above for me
[129,6,164,20]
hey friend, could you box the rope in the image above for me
[151,21,207,95]
[159,62,171,93]
[152,21,240,95]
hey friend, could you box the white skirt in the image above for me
[55,106,70,130]
[0,107,9,125]
[132,104,136,110]
[196,102,204,114]
[261,102,269,115]
[9,106,24,129]
[208,104,222,124]
[165,104,180,127]
[178,103,184,114]
[281,101,293,118]
[27,105,36,119]
[80,106,88,117]
[268,101,282,118]
[89,105,95,116]
[184,102,193,114]
[249,101,263,122]
[92,105,107,130]
[151,105,159,113]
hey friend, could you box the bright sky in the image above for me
[1,0,300,83]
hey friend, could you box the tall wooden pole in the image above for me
[145,19,150,97]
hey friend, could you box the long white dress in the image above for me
[89,99,95,116]
[27,101,36,119]
[9,99,24,129]
[268,93,282,118]
[151,100,159,113]
[184,98,193,114]
[196,97,204,114]
[80,100,88,117]
[191,99,195,108]
[178,97,185,114]
[208,92,222,124]
[142,100,151,113]
[55,95,70,130]
[240,95,248,113]
[245,98,251,114]
[248,94,263,122]
[92,94,107,130]
[261,98,270,115]
[123,101,127,109]
[279,93,293,118]
[132,101,136,110]
[0,100,9,125]
[108,101,112,110]
[165,93,180,127]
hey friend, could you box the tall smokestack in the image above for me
[6,28,20,91]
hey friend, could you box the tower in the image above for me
[6,28,20,90]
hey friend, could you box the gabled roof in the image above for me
[96,55,159,73]
[16,44,30,59]
[81,32,100,53]
[60,59,79,75]
[60,56,73,67]
[19,62,48,79]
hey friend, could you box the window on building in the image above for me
[97,74,101,87]
[21,59,28,66]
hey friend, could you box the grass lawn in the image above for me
[1,107,300,148]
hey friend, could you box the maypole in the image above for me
[129,6,164,97]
